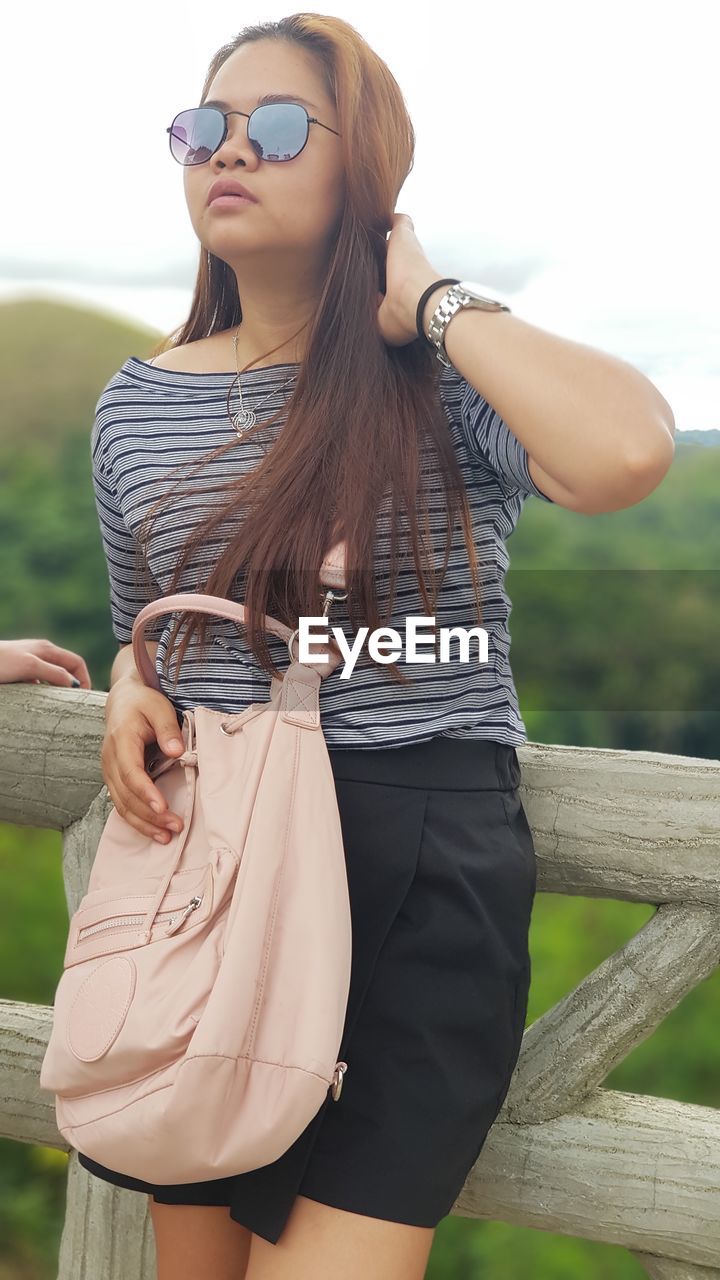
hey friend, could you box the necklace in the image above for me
[226,324,297,441]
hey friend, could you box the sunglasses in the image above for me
[166,101,342,166]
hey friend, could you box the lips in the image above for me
[207,178,258,206]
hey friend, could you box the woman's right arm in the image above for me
[103,641,186,844]
[110,639,157,688]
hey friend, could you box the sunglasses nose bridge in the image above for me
[213,110,256,162]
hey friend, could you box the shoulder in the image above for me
[147,333,233,373]
[147,341,205,373]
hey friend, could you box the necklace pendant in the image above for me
[231,407,256,438]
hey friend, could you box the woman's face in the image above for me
[184,40,345,266]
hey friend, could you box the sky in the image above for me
[2,0,718,431]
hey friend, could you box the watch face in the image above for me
[456,279,510,311]
[458,280,505,300]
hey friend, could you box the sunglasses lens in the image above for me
[169,108,225,165]
[168,103,309,165]
[248,103,308,161]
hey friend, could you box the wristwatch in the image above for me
[425,280,512,368]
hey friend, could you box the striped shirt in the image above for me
[90,355,555,749]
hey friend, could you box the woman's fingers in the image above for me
[103,722,184,838]
[30,641,92,688]
[28,657,86,687]
[0,638,91,688]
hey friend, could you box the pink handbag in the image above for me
[40,541,353,1184]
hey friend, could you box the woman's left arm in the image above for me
[378,213,676,516]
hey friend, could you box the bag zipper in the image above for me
[77,894,203,942]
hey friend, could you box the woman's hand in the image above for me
[0,637,91,688]
[102,675,186,844]
[376,212,445,348]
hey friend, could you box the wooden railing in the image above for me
[1,682,719,1279]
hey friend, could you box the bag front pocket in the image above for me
[65,865,211,962]
[65,861,217,967]
[74,892,204,944]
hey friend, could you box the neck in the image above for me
[226,256,327,368]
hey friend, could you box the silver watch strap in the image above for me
[426,285,510,368]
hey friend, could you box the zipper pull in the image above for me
[163,894,203,937]
[330,1061,348,1101]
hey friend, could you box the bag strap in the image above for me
[131,538,348,692]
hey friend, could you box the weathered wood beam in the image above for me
[454,1088,720,1268]
[517,741,720,904]
[632,1253,720,1279]
[58,1152,156,1280]
[0,999,66,1147]
[506,900,720,1121]
[0,685,105,828]
[2,688,719,909]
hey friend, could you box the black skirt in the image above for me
[78,735,537,1245]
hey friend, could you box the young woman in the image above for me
[82,13,675,1280]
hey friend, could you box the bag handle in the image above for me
[131,539,348,692]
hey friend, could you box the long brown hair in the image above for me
[137,12,485,689]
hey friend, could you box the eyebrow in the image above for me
[201,92,319,112]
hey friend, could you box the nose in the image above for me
[212,114,258,169]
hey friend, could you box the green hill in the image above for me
[0,296,159,452]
